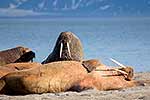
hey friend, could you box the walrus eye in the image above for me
[60,42,63,58]
[67,42,71,58]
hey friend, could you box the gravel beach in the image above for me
[0,72,150,100]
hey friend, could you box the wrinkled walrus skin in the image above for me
[0,62,42,78]
[42,32,84,64]
[3,62,41,71]
[0,46,35,66]
[70,66,137,92]
[71,70,137,92]
[0,62,41,78]
[0,66,14,78]
[0,61,139,95]
[0,61,87,95]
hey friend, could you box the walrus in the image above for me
[0,61,87,95]
[0,61,140,95]
[42,32,83,64]
[0,62,41,78]
[0,46,35,66]
[0,66,14,78]
[82,59,133,81]
[70,69,139,92]
[41,32,106,73]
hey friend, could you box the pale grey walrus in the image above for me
[42,32,83,64]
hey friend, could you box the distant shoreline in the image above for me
[0,16,150,20]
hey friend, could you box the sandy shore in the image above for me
[0,72,150,100]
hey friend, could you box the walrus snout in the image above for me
[59,40,71,59]
[58,32,80,60]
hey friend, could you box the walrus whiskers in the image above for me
[67,42,71,58]
[60,42,63,58]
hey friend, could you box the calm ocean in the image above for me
[0,17,150,72]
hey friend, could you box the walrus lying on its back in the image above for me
[42,32,83,64]
[0,46,35,66]
[71,67,136,92]
[0,61,141,95]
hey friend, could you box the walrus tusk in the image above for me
[67,42,71,58]
[60,42,63,58]
[109,58,126,68]
[100,74,126,77]
[95,67,128,75]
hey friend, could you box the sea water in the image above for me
[0,17,150,72]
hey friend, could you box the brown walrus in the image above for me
[3,62,41,71]
[70,69,138,92]
[82,59,133,81]
[42,32,83,64]
[0,66,14,78]
[0,61,140,95]
[0,46,35,66]
[0,62,41,78]
[0,61,87,95]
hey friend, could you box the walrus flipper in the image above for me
[82,59,104,73]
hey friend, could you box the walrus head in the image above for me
[42,32,84,64]
[0,46,35,65]
[14,47,35,63]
